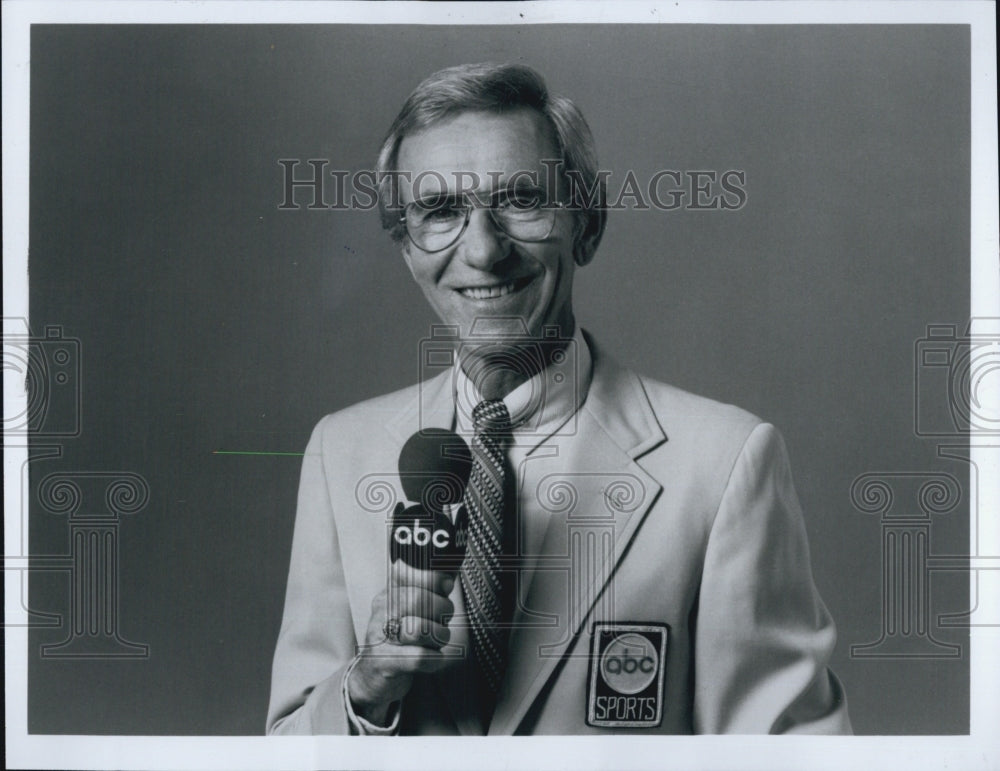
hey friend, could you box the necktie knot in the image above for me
[472,399,511,434]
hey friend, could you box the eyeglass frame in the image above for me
[397,187,570,254]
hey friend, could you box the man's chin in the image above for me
[463,315,536,339]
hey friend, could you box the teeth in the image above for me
[461,281,517,300]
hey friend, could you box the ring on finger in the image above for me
[383,616,402,644]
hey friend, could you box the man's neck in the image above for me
[459,333,575,401]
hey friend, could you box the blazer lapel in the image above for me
[488,337,668,734]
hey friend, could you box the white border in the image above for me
[4,2,998,769]
[0,0,994,25]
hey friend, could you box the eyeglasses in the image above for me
[399,188,567,253]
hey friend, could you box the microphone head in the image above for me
[398,429,472,512]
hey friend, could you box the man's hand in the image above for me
[347,561,457,725]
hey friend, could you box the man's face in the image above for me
[396,109,580,343]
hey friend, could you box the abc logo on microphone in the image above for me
[390,504,467,571]
[587,623,669,728]
[391,428,472,572]
[394,518,451,550]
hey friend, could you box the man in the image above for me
[267,62,851,735]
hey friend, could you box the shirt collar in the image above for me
[453,326,592,449]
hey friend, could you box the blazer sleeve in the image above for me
[266,417,357,735]
[693,422,852,734]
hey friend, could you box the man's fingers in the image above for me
[391,561,455,597]
[396,617,451,649]
[387,585,454,626]
[368,642,457,673]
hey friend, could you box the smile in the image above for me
[458,276,533,300]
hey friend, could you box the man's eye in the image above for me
[424,206,464,222]
[499,191,544,211]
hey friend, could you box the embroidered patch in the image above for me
[586,622,669,728]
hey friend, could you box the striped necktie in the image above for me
[460,399,514,702]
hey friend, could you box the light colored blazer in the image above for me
[267,334,851,735]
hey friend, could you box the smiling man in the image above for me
[394,106,583,401]
[266,62,852,736]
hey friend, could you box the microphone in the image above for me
[391,428,472,572]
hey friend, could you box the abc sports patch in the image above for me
[586,622,669,728]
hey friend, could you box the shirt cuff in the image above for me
[342,654,401,736]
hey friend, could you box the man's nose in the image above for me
[457,208,507,269]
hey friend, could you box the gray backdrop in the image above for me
[27,24,970,734]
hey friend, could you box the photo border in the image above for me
[4,2,997,769]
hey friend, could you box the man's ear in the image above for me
[573,210,606,267]
[400,241,416,274]
[574,238,597,267]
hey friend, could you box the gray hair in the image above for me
[374,62,606,257]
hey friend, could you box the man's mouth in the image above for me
[458,276,533,300]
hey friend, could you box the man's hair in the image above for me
[374,62,606,256]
